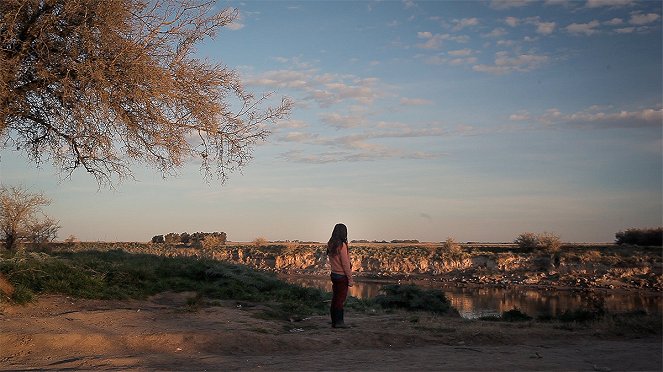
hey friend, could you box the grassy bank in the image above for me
[0,249,456,319]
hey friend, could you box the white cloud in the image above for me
[504,17,519,27]
[535,21,556,35]
[448,48,474,56]
[247,66,383,107]
[615,27,635,33]
[400,97,434,106]
[403,0,417,9]
[525,106,663,128]
[453,17,479,31]
[319,112,365,129]
[509,111,531,121]
[629,12,661,26]
[586,0,636,8]
[473,51,549,74]
[483,28,508,38]
[276,119,308,129]
[416,32,469,49]
[566,20,600,35]
[490,0,534,10]
[604,18,624,26]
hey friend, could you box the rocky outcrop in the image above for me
[44,242,662,291]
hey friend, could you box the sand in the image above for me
[1,293,660,371]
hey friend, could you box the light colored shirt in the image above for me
[329,242,353,284]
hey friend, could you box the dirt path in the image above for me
[1,294,660,371]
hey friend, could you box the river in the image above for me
[280,275,662,319]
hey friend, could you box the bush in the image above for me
[515,232,539,250]
[515,232,561,252]
[441,237,465,260]
[253,237,268,247]
[615,227,662,247]
[374,284,453,314]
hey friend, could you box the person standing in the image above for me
[327,223,353,328]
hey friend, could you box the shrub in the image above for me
[515,232,540,250]
[441,237,465,259]
[374,284,453,314]
[515,232,561,252]
[615,227,662,247]
[253,237,268,247]
[164,233,180,244]
[502,308,533,322]
[151,235,164,244]
[538,232,561,252]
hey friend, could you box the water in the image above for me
[280,275,662,319]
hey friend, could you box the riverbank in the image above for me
[41,241,662,293]
[1,293,661,371]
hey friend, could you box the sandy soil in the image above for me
[1,293,660,371]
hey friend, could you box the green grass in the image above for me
[0,250,329,319]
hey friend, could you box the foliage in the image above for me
[0,186,60,251]
[615,227,662,247]
[0,0,291,186]
[515,232,561,252]
[514,232,540,250]
[373,284,453,314]
[479,308,532,322]
[441,237,466,260]
[0,250,328,318]
[253,237,268,247]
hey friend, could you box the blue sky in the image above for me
[1,0,661,243]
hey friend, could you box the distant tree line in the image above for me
[615,227,662,247]
[151,232,227,247]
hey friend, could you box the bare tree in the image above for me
[0,0,291,186]
[0,186,60,251]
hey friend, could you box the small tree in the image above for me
[515,232,540,250]
[0,186,60,251]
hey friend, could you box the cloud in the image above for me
[629,12,661,26]
[483,28,508,38]
[419,212,432,221]
[615,27,635,34]
[403,0,417,9]
[565,20,600,35]
[448,49,474,57]
[416,32,469,49]
[586,0,636,8]
[504,17,519,27]
[247,65,383,107]
[276,119,308,129]
[472,51,548,74]
[490,0,534,10]
[509,111,531,121]
[226,11,245,30]
[519,106,663,128]
[535,21,556,35]
[400,97,433,106]
[276,124,450,163]
[453,17,479,31]
[319,112,365,129]
[604,18,624,26]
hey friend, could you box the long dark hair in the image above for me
[327,223,348,256]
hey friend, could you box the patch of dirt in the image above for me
[1,293,660,371]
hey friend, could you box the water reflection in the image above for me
[281,275,662,319]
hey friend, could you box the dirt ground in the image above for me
[1,293,660,371]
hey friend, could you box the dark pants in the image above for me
[330,273,349,310]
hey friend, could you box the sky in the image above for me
[1,0,661,243]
